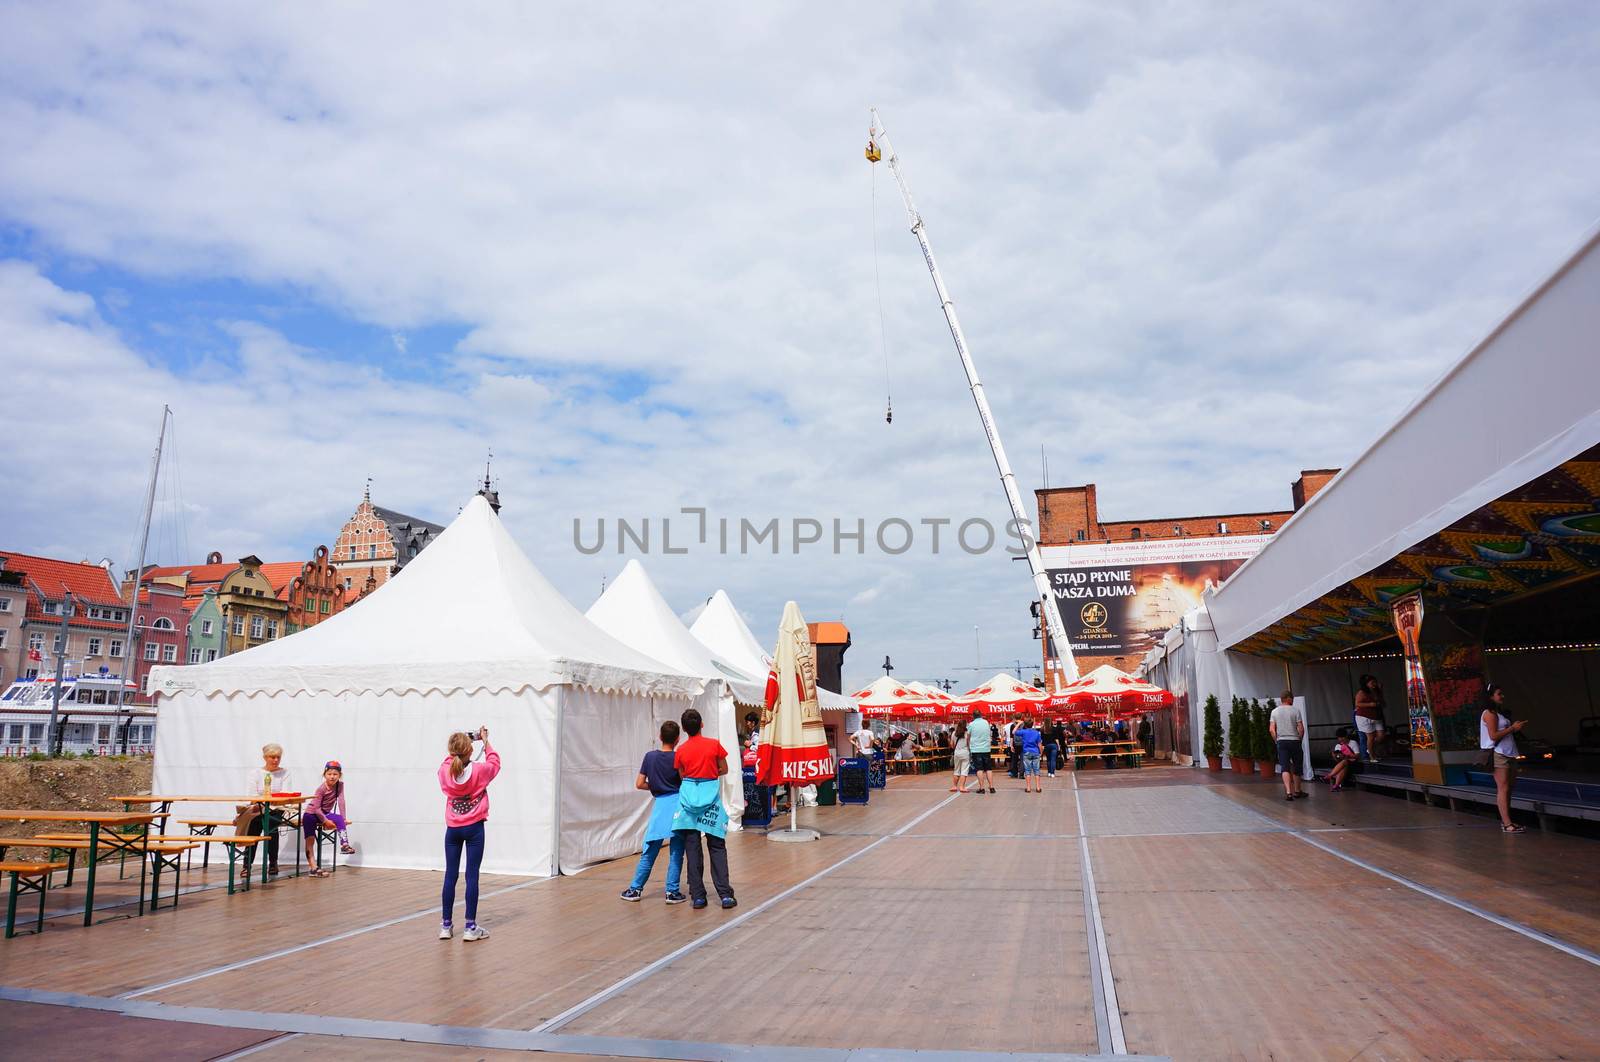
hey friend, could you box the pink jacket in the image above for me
[438,742,501,828]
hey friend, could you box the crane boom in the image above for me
[867,109,1079,682]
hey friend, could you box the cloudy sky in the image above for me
[1,3,1596,691]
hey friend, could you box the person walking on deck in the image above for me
[949,721,972,793]
[967,709,995,794]
[1017,718,1044,793]
[1270,692,1307,801]
[673,708,737,910]
[623,720,687,904]
[1355,674,1387,762]
[1481,684,1527,833]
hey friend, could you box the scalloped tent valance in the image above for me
[148,495,704,701]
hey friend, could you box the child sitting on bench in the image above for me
[303,760,354,876]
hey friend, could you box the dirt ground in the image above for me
[0,756,153,813]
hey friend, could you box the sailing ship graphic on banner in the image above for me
[1040,536,1273,656]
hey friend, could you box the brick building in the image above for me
[130,582,189,696]
[0,552,132,685]
[331,487,444,596]
[263,545,348,634]
[1035,470,1339,675]
[1036,470,1338,546]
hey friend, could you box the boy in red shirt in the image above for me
[671,708,736,910]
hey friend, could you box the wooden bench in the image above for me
[1,860,70,938]
[1352,773,1600,830]
[31,834,204,908]
[179,819,241,869]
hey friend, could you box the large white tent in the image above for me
[586,561,754,822]
[690,589,859,714]
[148,495,703,877]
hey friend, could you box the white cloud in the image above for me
[0,3,1597,689]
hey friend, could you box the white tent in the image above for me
[587,561,752,822]
[148,495,703,877]
[690,589,858,713]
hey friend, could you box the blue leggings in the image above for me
[442,821,485,925]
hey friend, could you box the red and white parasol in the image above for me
[849,675,943,720]
[958,672,1047,717]
[1048,664,1174,718]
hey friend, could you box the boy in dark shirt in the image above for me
[621,720,687,904]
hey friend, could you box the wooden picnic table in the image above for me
[115,794,305,885]
[1065,741,1143,769]
[0,810,155,926]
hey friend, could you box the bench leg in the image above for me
[5,872,17,939]
[1537,811,1551,832]
[36,871,47,934]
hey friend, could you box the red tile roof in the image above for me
[141,562,236,587]
[259,561,305,597]
[0,551,123,605]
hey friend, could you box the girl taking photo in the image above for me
[438,726,500,940]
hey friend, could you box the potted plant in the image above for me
[1229,697,1253,774]
[1255,698,1277,780]
[1202,694,1223,771]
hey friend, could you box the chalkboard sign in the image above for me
[742,767,774,827]
[837,756,870,805]
[867,751,888,790]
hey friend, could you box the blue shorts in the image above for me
[1022,751,1041,776]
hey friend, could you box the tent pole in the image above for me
[550,693,564,877]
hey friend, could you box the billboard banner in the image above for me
[1040,536,1271,657]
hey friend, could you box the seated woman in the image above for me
[1325,728,1360,791]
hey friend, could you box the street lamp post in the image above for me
[46,592,73,756]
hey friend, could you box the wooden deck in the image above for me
[1,767,1597,1060]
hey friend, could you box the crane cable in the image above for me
[871,158,893,424]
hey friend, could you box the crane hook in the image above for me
[865,137,882,164]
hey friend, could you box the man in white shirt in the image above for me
[1269,692,1306,801]
[851,724,876,759]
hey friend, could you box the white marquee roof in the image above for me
[587,561,766,705]
[691,588,858,712]
[149,495,704,700]
[1208,224,1600,650]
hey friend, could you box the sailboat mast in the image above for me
[120,406,170,715]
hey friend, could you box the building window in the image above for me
[206,649,217,662]
[29,633,44,653]
[153,617,175,631]
[6,723,20,743]
[110,639,124,658]
[52,634,64,652]
[201,619,214,636]
[368,545,377,560]
[250,616,264,639]
[321,599,331,614]
[97,724,111,744]
[161,644,177,662]
[113,610,125,622]
[88,637,101,656]
[1218,522,1228,534]
[27,724,43,744]
[1260,519,1273,531]
[231,618,245,636]
[144,642,158,661]
[344,578,352,591]
[0,630,6,649]
[0,596,10,612]
[266,620,278,639]
[189,648,201,664]
[1130,527,1141,540]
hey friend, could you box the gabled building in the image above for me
[262,545,348,634]
[186,589,225,664]
[331,487,445,595]
[215,555,289,655]
[130,582,189,697]
[0,551,132,684]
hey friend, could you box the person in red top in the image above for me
[672,708,736,909]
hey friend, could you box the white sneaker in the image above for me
[463,924,490,942]
[438,924,452,940]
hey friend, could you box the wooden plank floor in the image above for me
[2,768,1597,1061]
[1093,831,1600,1060]
[562,799,1098,1053]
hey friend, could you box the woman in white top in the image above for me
[239,742,291,875]
[949,722,971,794]
[1479,684,1527,833]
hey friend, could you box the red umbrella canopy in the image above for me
[850,675,942,719]
[960,672,1048,717]
[1051,664,1174,717]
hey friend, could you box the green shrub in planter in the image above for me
[1227,697,1246,761]
[1202,695,1223,759]
[1250,698,1270,762]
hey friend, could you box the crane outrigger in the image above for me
[866,108,1079,683]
